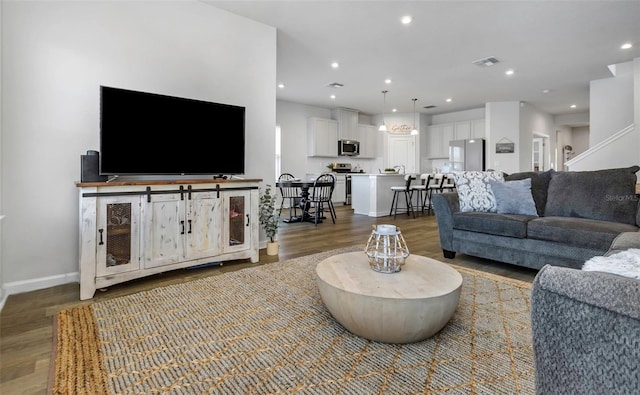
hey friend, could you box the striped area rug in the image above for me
[50,247,535,394]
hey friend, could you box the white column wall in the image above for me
[1,2,276,294]
[590,63,634,145]
[485,101,521,174]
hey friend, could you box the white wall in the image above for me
[572,127,590,155]
[0,0,4,308]
[485,101,521,174]
[520,103,556,171]
[430,108,485,125]
[590,62,634,145]
[1,1,276,296]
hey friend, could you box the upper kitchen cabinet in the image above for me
[471,119,486,139]
[308,117,338,157]
[453,122,471,140]
[427,124,453,159]
[331,108,359,140]
[427,119,485,158]
[357,124,378,158]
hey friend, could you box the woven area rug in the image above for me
[50,246,535,394]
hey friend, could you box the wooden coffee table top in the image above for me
[316,251,462,300]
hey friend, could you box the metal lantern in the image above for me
[364,224,410,273]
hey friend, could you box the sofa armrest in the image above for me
[531,265,640,394]
[607,231,640,255]
[432,192,460,254]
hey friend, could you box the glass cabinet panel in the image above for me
[224,191,251,253]
[97,197,140,276]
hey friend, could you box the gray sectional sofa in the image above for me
[432,166,640,270]
[531,232,640,393]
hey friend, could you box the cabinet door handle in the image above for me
[180,220,185,235]
[245,214,250,227]
[98,228,104,245]
[188,219,192,234]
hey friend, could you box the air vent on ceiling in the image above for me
[472,56,500,67]
[326,82,344,88]
[423,105,437,109]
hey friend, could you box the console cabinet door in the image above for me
[96,196,141,276]
[185,191,223,260]
[223,191,252,254]
[142,193,185,268]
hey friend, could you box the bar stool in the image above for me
[441,174,456,192]
[410,173,432,214]
[389,174,416,219]
[425,173,445,213]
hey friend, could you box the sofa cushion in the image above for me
[544,166,639,225]
[453,171,504,213]
[504,169,553,216]
[489,178,538,216]
[527,216,639,250]
[453,211,535,238]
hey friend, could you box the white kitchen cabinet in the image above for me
[77,179,260,300]
[387,134,417,173]
[357,124,378,158]
[471,119,486,139]
[308,117,338,157]
[428,120,485,158]
[332,108,359,140]
[427,124,453,158]
[454,122,471,140]
[332,174,346,205]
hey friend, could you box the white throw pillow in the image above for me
[453,171,505,212]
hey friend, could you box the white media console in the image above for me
[76,179,261,300]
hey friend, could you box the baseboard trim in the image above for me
[2,272,79,298]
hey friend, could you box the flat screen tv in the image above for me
[100,86,245,176]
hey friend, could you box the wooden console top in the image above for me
[76,178,262,187]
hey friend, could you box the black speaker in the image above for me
[81,150,108,182]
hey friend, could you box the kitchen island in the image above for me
[350,173,408,217]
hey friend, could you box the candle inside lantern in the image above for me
[364,224,410,273]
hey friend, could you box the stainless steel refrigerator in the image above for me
[449,139,485,171]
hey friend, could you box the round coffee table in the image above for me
[316,251,462,344]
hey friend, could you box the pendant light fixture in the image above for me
[411,98,419,135]
[378,90,388,132]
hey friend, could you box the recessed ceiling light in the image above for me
[330,94,336,99]
[392,108,397,112]
[277,83,285,89]
[331,62,339,68]
[621,43,633,50]
[570,104,577,109]
[446,98,452,103]
[505,69,515,76]
[385,79,392,84]
[401,15,412,24]
[542,89,550,93]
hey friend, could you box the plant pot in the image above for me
[266,241,279,256]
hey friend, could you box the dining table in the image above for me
[275,179,333,224]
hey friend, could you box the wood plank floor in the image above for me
[0,205,538,394]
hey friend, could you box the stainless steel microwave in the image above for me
[338,139,360,156]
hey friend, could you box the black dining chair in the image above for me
[307,173,337,225]
[277,173,301,221]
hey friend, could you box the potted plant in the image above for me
[259,184,281,255]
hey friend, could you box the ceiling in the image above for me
[205,1,640,118]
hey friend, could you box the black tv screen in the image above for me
[100,86,245,175]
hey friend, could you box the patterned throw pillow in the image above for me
[453,171,505,212]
